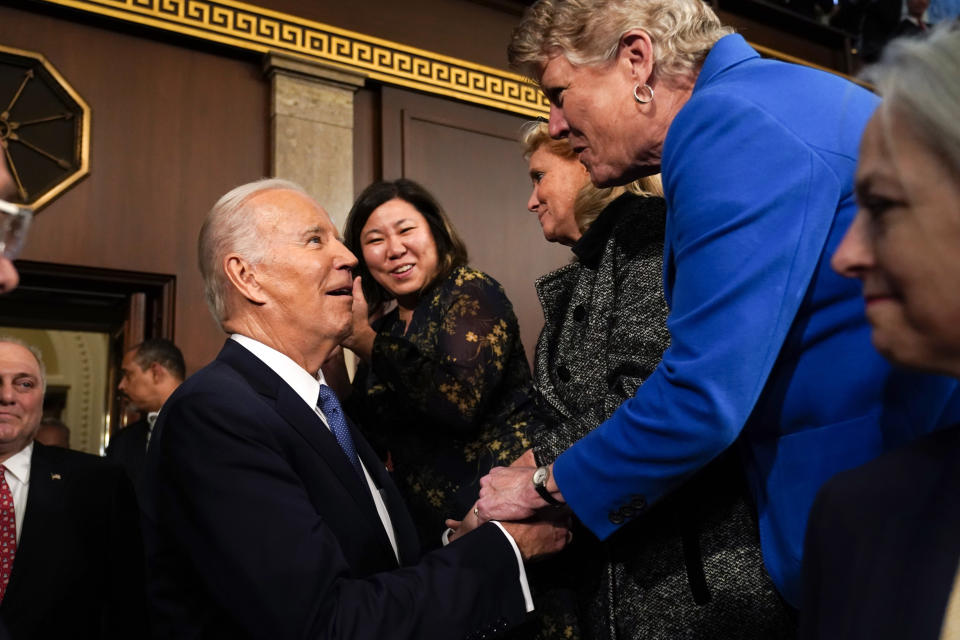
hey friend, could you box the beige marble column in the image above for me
[263,53,365,231]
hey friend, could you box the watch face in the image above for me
[533,467,547,486]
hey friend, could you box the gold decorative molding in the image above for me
[25,0,863,119]
[33,0,551,117]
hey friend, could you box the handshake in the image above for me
[446,449,572,561]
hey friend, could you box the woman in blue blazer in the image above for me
[475,0,960,611]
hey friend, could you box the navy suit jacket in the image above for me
[552,33,960,606]
[801,425,960,638]
[0,443,146,639]
[105,418,149,493]
[141,339,527,639]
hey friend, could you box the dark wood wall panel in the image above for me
[0,5,269,374]
[381,87,570,366]
[353,87,381,196]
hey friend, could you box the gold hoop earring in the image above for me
[633,83,654,104]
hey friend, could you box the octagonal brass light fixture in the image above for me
[0,45,90,212]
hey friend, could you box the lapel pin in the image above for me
[50,473,62,480]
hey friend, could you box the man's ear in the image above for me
[148,362,165,383]
[224,253,268,305]
[618,29,655,86]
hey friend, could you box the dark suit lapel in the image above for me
[3,445,61,614]
[217,340,397,558]
[353,430,419,565]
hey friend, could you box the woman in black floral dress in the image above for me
[341,179,538,553]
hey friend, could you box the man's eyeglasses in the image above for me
[0,200,32,260]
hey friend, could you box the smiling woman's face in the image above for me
[360,198,440,308]
[832,109,960,376]
[527,145,589,245]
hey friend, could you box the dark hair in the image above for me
[131,338,186,381]
[344,179,469,311]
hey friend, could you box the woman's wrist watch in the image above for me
[532,465,563,506]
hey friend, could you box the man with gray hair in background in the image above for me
[140,178,569,639]
[0,337,145,638]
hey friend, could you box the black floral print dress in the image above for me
[346,266,538,551]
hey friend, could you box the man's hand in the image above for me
[477,463,565,522]
[501,511,571,561]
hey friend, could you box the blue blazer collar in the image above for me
[693,33,760,94]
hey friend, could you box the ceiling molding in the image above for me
[32,0,551,117]
[25,0,865,117]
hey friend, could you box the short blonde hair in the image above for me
[520,121,663,232]
[509,0,732,83]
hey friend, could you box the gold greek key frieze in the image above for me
[36,0,551,117]
[28,0,861,116]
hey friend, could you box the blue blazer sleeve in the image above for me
[554,88,858,539]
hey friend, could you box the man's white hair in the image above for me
[197,178,310,330]
[0,336,47,392]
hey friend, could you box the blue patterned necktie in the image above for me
[316,384,364,479]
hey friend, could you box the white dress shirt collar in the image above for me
[3,441,32,543]
[230,334,325,406]
[3,441,32,486]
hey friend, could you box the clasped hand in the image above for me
[445,450,571,560]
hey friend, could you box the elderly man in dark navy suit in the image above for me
[140,178,569,639]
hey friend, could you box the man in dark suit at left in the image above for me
[0,338,145,639]
[107,338,184,491]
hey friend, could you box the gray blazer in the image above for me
[530,193,794,640]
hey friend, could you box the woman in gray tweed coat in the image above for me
[521,122,795,640]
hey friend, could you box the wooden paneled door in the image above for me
[379,87,570,367]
